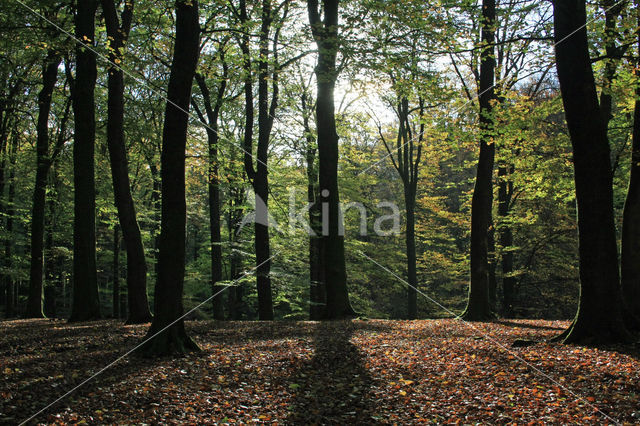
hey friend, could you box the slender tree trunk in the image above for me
[308,0,356,319]
[621,0,640,323]
[498,163,515,317]
[406,195,417,319]
[140,0,200,356]
[102,0,152,324]
[304,106,325,320]
[26,52,61,318]
[462,0,496,321]
[113,225,120,318]
[69,0,101,322]
[149,162,161,285]
[193,72,226,320]
[4,131,17,318]
[552,0,631,344]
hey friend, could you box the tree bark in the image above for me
[102,0,152,324]
[26,52,61,318]
[307,0,356,319]
[69,0,101,322]
[4,130,17,318]
[113,225,120,319]
[621,0,640,323]
[193,71,226,321]
[552,0,632,344]
[462,0,496,321]
[498,163,515,317]
[140,0,200,356]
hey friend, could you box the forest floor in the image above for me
[1,319,640,424]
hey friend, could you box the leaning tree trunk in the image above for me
[102,0,152,324]
[552,0,632,344]
[462,0,496,321]
[308,0,356,319]
[140,0,200,356]
[621,0,640,324]
[69,0,101,322]
[26,52,61,318]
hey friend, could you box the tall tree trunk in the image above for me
[307,0,356,319]
[69,0,101,322]
[552,0,631,344]
[462,0,496,321]
[113,225,120,319]
[26,52,61,318]
[4,130,17,318]
[498,163,515,317]
[140,0,200,356]
[102,0,152,324]
[193,71,226,320]
[621,0,640,323]
[303,93,325,320]
[406,196,417,319]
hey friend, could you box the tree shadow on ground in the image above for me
[492,320,566,331]
[287,321,375,424]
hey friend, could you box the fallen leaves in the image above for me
[0,318,639,424]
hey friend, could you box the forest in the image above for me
[1,0,640,423]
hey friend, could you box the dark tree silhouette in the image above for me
[26,51,62,318]
[140,0,201,356]
[307,0,356,319]
[462,0,496,321]
[69,0,101,322]
[102,0,152,324]
[552,0,632,344]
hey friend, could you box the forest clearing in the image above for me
[2,319,640,424]
[2,0,640,423]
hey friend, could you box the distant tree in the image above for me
[192,39,228,320]
[26,51,63,318]
[307,0,356,319]
[101,0,152,324]
[68,0,101,322]
[140,0,201,356]
[462,0,496,321]
[552,0,632,343]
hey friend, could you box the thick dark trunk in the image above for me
[140,0,200,356]
[26,52,61,318]
[462,0,496,321]
[308,0,355,319]
[102,0,151,324]
[406,197,417,319]
[498,164,515,317]
[113,225,120,319]
[69,0,101,322]
[552,0,631,344]
[621,0,640,323]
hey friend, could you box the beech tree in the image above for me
[101,0,152,324]
[141,0,200,356]
[621,0,640,323]
[69,0,101,322]
[552,0,632,343]
[307,0,356,319]
[462,0,497,321]
[26,51,63,318]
